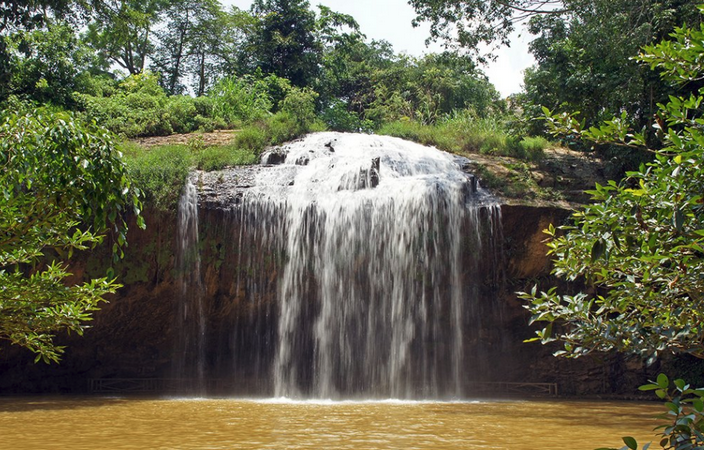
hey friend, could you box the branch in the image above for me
[493,0,568,15]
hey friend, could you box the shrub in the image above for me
[234,102,326,156]
[377,119,458,153]
[234,124,270,154]
[124,144,191,211]
[194,145,258,171]
[75,72,224,138]
[518,136,549,161]
[208,75,273,127]
[281,86,318,127]
[321,100,374,132]
[163,95,197,133]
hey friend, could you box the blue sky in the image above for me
[221,0,535,97]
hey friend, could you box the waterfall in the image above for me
[174,179,206,393]
[177,132,502,399]
[234,132,500,399]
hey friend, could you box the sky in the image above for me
[221,0,535,97]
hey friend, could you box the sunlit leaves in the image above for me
[520,16,704,362]
[0,109,143,362]
[632,374,704,449]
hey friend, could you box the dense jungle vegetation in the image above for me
[2,0,704,447]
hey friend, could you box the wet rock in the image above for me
[369,157,380,188]
[261,147,288,165]
[325,139,336,152]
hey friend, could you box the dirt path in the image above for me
[131,129,237,148]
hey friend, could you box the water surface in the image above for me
[0,397,661,449]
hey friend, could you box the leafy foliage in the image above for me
[1,21,100,107]
[521,10,704,362]
[521,0,700,143]
[192,144,258,171]
[247,0,322,87]
[150,0,222,95]
[598,374,704,450]
[208,74,275,126]
[0,109,143,362]
[408,0,568,60]
[75,72,223,137]
[83,0,165,75]
[123,144,192,211]
[378,109,545,161]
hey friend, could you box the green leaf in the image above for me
[674,209,685,232]
[622,436,638,450]
[657,374,669,389]
[665,402,680,414]
[591,239,606,263]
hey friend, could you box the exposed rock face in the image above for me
[0,204,653,396]
[0,134,653,396]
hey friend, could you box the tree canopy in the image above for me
[521,0,700,139]
[521,14,704,362]
[409,0,567,58]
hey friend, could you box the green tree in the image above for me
[0,109,143,362]
[149,0,245,96]
[520,15,704,449]
[521,0,700,139]
[0,0,84,33]
[247,0,321,87]
[521,11,704,365]
[3,21,100,106]
[362,52,501,126]
[408,0,568,60]
[84,0,167,75]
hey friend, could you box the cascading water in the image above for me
[176,132,502,398]
[222,132,502,399]
[174,180,207,393]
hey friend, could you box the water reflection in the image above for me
[0,397,660,450]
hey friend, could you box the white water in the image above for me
[175,180,206,393]
[235,132,501,399]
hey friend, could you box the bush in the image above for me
[75,72,225,138]
[321,100,374,132]
[281,86,318,127]
[377,119,445,147]
[377,110,548,163]
[124,144,191,211]
[208,75,274,127]
[163,95,197,133]
[193,145,258,171]
[234,104,326,156]
[518,136,549,161]
[234,124,270,154]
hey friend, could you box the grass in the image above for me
[234,111,326,155]
[123,144,192,212]
[119,139,259,211]
[193,145,259,171]
[378,111,550,163]
[118,106,327,211]
[120,107,558,210]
